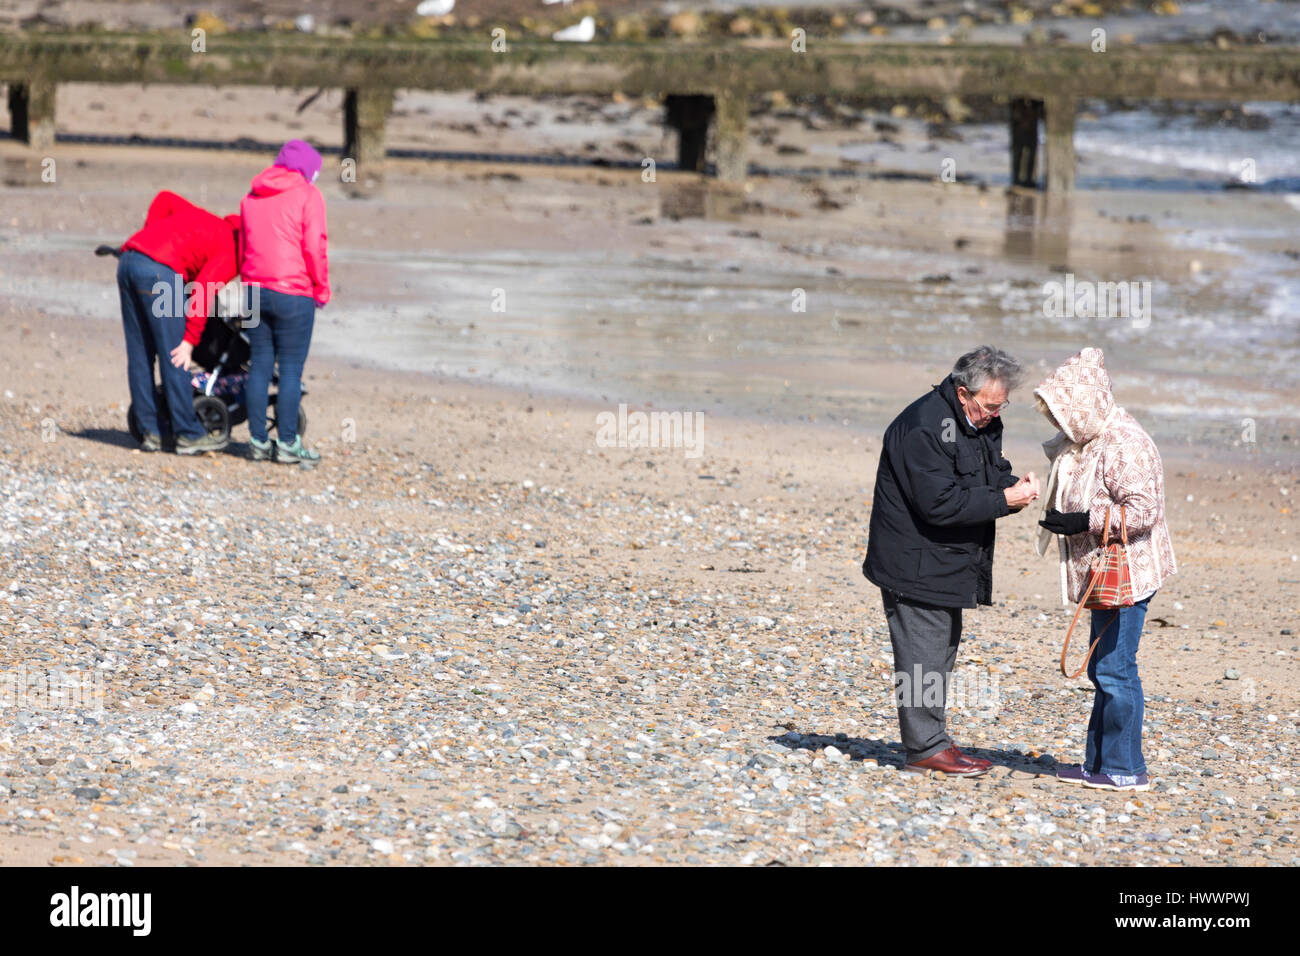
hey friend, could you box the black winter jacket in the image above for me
[862,374,1020,608]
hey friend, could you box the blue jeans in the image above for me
[1085,593,1153,777]
[245,287,315,444]
[117,250,204,440]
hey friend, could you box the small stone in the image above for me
[489,817,524,839]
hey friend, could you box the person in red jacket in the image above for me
[118,191,239,453]
[240,139,329,466]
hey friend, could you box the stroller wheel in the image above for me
[193,395,231,442]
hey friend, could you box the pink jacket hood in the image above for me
[250,165,309,197]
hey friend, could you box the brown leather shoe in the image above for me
[903,746,990,777]
[951,744,992,771]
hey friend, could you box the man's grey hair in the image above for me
[951,345,1024,395]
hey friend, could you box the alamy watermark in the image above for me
[151,277,261,328]
[894,663,1000,718]
[1042,273,1151,329]
[595,403,705,460]
[0,666,105,714]
[50,886,151,936]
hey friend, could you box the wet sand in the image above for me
[7,83,1300,445]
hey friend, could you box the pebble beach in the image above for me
[1,77,1298,866]
[0,305,1296,866]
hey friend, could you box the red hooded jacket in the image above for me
[239,166,330,307]
[122,191,240,346]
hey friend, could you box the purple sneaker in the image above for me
[1056,764,1089,785]
[1083,771,1150,792]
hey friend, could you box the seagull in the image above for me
[416,0,455,16]
[542,0,574,5]
[553,15,594,41]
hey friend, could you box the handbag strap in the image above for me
[1059,559,1121,678]
[1101,504,1129,547]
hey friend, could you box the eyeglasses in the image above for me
[961,388,1010,416]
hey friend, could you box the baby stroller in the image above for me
[97,245,308,446]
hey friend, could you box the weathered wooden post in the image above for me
[711,88,748,185]
[1043,94,1076,193]
[1009,97,1041,189]
[8,80,56,150]
[343,87,394,186]
[662,91,747,218]
[664,94,714,173]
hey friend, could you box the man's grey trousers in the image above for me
[880,588,963,764]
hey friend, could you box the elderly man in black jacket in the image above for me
[863,346,1040,777]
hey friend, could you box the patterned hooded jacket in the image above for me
[1032,348,1177,605]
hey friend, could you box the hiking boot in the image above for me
[175,432,228,455]
[1083,771,1150,792]
[140,433,162,453]
[274,435,320,467]
[248,436,274,461]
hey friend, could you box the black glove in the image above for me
[1038,509,1089,536]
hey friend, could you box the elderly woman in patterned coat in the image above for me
[1032,347,1177,792]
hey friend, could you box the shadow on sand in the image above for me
[64,426,140,451]
[768,729,1058,776]
[65,427,249,459]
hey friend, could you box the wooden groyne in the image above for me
[4,33,1299,190]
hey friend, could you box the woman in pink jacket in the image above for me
[240,140,330,465]
[1033,348,1177,792]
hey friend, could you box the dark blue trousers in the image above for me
[117,250,204,440]
[245,287,315,445]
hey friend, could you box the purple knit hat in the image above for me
[274,139,323,183]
